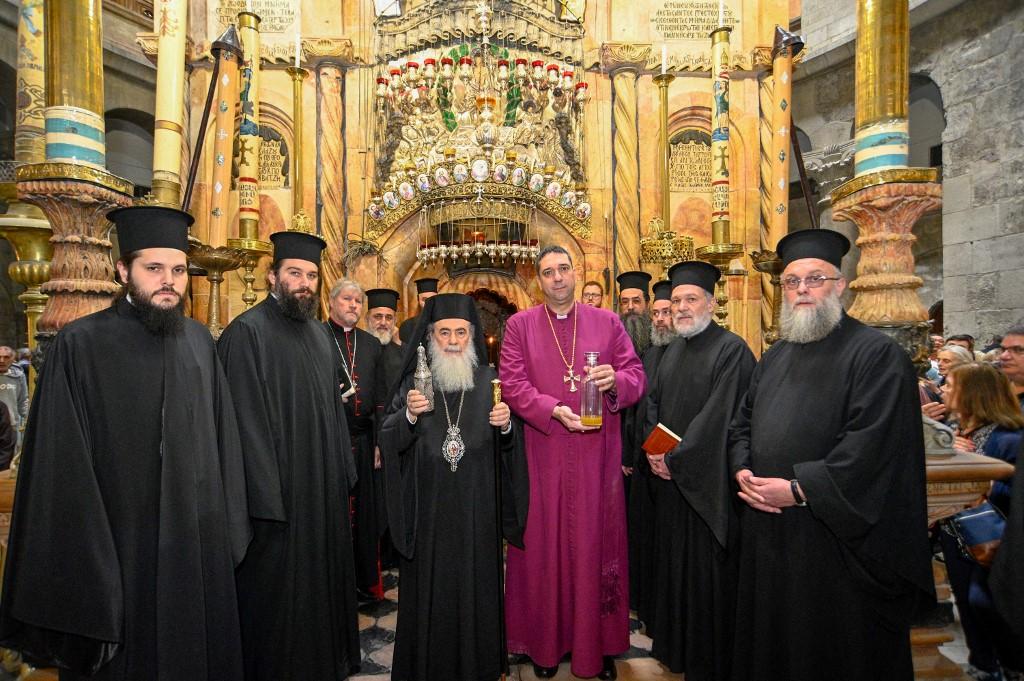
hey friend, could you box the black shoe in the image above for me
[533,662,559,678]
[597,656,617,680]
[355,587,378,603]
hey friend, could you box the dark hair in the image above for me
[946,334,975,352]
[114,250,142,285]
[582,280,604,294]
[534,245,572,273]
[1004,325,1024,338]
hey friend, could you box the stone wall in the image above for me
[792,0,1023,341]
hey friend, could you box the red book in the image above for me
[642,423,682,456]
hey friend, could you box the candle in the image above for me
[294,33,301,68]
[246,0,253,12]
[719,0,724,27]
[661,44,667,75]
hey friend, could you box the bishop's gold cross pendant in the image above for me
[564,368,581,392]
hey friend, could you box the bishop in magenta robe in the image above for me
[500,288,645,678]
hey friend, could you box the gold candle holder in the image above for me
[189,244,248,338]
[0,218,52,394]
[750,250,783,345]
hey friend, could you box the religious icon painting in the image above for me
[383,191,400,209]
[575,202,592,220]
[545,181,562,199]
[368,203,385,220]
[453,164,470,183]
[471,159,489,182]
[493,164,509,183]
[435,167,452,187]
[511,167,527,187]
[399,182,416,201]
[560,190,577,208]
[417,174,432,192]
[529,173,546,192]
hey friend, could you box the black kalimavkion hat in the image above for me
[108,205,193,255]
[366,288,400,311]
[652,279,673,302]
[616,270,652,297]
[270,230,327,266]
[775,229,850,269]
[667,260,721,295]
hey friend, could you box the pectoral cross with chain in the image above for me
[563,367,581,393]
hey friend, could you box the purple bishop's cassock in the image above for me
[500,301,646,678]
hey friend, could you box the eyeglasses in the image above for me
[999,345,1024,356]
[581,292,602,300]
[781,275,842,291]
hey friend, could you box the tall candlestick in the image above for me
[710,26,731,242]
[287,65,309,230]
[209,26,242,247]
[768,27,803,249]
[653,72,675,227]
[151,0,188,206]
[236,10,262,241]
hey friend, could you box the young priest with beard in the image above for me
[380,293,528,681]
[642,261,755,680]
[218,231,360,681]
[0,206,250,681]
[728,229,934,681]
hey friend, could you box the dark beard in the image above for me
[125,282,185,336]
[621,312,651,355]
[275,280,318,320]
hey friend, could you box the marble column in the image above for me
[316,60,345,311]
[830,0,939,369]
[0,0,51,387]
[601,43,650,276]
[17,0,133,355]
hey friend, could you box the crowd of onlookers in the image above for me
[919,326,1024,681]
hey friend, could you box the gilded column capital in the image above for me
[600,43,652,74]
[138,33,359,68]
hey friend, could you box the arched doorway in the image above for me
[464,287,518,366]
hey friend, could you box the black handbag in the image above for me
[947,501,1006,568]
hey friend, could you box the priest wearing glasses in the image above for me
[499,245,646,680]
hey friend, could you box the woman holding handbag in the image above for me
[939,362,1024,681]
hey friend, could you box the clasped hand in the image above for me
[735,469,800,514]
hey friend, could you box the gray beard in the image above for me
[621,312,652,354]
[428,338,479,393]
[675,311,712,339]
[651,324,676,346]
[372,328,393,345]
[780,293,843,344]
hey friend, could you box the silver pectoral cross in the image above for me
[564,368,581,392]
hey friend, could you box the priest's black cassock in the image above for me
[379,340,405,402]
[218,293,360,681]
[326,320,388,594]
[0,297,250,681]
[380,294,529,681]
[991,437,1024,650]
[627,341,664,622]
[643,321,754,679]
[728,313,934,681]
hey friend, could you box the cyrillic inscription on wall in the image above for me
[651,1,736,42]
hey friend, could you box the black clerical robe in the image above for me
[218,295,360,681]
[627,342,665,621]
[380,365,529,681]
[379,340,404,405]
[398,316,418,344]
[643,323,754,679]
[991,437,1024,647]
[326,322,387,593]
[0,298,250,681]
[728,314,934,681]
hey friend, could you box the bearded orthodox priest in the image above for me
[0,207,250,681]
[380,293,529,681]
[218,231,361,681]
[728,229,934,681]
